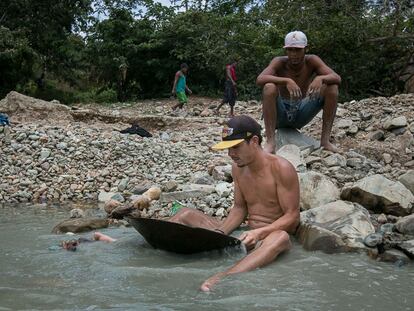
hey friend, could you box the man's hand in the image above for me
[239,230,261,249]
[286,79,302,99]
[188,89,192,95]
[307,76,323,99]
[171,90,176,96]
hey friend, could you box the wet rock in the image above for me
[298,171,340,210]
[363,233,383,248]
[379,223,395,234]
[52,218,109,234]
[377,249,411,264]
[395,214,414,235]
[70,208,85,218]
[276,144,305,172]
[297,200,375,253]
[398,170,414,194]
[110,204,138,219]
[340,174,414,216]
[397,239,414,258]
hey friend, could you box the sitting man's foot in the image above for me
[321,142,338,153]
[263,141,276,154]
[94,232,116,243]
[200,272,225,292]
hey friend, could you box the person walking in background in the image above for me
[172,63,192,110]
[216,60,238,117]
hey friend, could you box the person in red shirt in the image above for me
[216,61,238,117]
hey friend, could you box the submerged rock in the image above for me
[52,218,109,234]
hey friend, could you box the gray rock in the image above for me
[215,182,232,198]
[163,180,178,192]
[322,154,346,167]
[397,239,414,258]
[297,200,376,253]
[395,214,414,235]
[363,233,383,248]
[160,184,215,203]
[276,128,320,151]
[398,170,414,194]
[337,119,353,128]
[212,165,233,182]
[367,130,384,141]
[70,208,85,218]
[298,171,340,210]
[276,144,306,172]
[52,218,109,234]
[341,174,414,216]
[384,116,407,130]
[190,172,214,185]
[117,178,129,192]
[98,191,124,203]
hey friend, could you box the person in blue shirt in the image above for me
[172,63,192,110]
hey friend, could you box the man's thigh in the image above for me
[276,96,323,129]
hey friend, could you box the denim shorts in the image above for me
[276,96,324,129]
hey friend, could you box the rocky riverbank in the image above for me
[1,91,414,263]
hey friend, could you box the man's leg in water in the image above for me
[262,83,279,154]
[169,207,222,230]
[200,230,291,292]
[320,84,339,152]
[94,232,117,243]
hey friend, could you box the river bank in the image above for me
[1,91,414,263]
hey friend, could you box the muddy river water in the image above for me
[1,204,413,311]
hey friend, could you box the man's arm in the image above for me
[256,57,290,87]
[310,55,341,85]
[185,85,192,94]
[256,57,302,98]
[216,168,247,234]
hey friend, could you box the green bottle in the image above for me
[170,201,184,216]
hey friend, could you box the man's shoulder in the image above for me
[268,154,297,178]
[271,56,288,63]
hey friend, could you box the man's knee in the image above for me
[262,230,291,253]
[322,84,338,98]
[172,207,195,221]
[263,83,278,97]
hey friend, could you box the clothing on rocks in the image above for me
[0,114,10,126]
[119,123,152,137]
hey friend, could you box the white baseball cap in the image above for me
[283,31,308,48]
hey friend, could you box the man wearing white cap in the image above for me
[170,115,300,291]
[257,30,341,153]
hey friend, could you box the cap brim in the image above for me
[283,44,306,48]
[211,139,244,150]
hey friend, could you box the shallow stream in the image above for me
[1,204,413,311]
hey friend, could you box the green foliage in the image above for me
[1,0,413,103]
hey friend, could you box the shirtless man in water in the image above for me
[169,115,300,291]
[256,30,341,154]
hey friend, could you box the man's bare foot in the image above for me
[200,273,225,292]
[321,142,338,153]
[263,141,276,154]
[94,232,116,243]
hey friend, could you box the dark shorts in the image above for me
[276,96,324,129]
[223,80,236,106]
